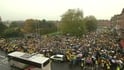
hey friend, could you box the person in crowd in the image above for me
[0,30,123,70]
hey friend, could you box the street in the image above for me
[0,50,82,70]
[0,50,10,70]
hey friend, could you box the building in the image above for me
[111,8,124,39]
[97,20,111,32]
[97,20,111,28]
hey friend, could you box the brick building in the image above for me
[111,8,124,39]
[97,20,111,28]
[97,20,111,32]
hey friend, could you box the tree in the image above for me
[84,16,97,32]
[2,21,24,38]
[39,19,57,35]
[9,21,18,28]
[22,19,36,33]
[60,9,86,36]
[22,19,57,35]
[0,21,7,37]
[4,27,23,38]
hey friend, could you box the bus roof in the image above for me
[8,51,49,64]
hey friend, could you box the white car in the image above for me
[50,54,64,61]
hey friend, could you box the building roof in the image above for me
[121,8,124,14]
[97,20,111,27]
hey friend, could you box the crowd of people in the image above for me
[0,30,124,70]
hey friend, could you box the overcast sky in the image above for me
[0,0,124,21]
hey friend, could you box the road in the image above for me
[51,62,82,70]
[0,50,10,70]
[0,50,82,70]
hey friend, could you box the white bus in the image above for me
[8,51,51,70]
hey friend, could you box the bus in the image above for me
[8,51,51,70]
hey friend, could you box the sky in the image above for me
[0,0,124,21]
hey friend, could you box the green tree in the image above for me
[22,19,36,33]
[60,9,86,36]
[22,19,57,35]
[4,27,23,38]
[39,19,57,35]
[84,16,97,32]
[9,21,18,28]
[3,21,24,38]
[0,21,7,37]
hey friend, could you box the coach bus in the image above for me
[8,51,51,70]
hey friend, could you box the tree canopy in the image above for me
[0,9,98,38]
[4,27,23,38]
[22,19,36,33]
[3,21,24,38]
[60,9,98,36]
[39,19,57,35]
[0,21,7,37]
[84,16,97,32]
[60,9,86,36]
[21,19,57,35]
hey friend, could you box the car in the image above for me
[50,54,65,62]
